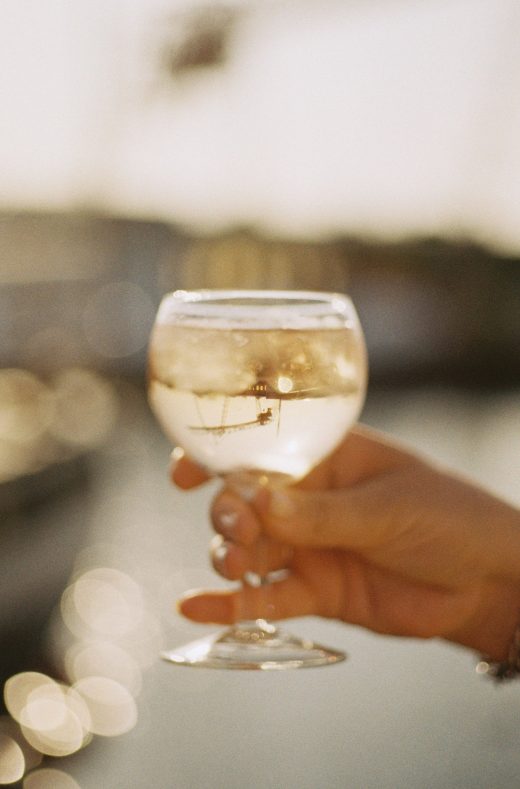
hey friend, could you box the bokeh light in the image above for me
[23,768,82,789]
[58,561,163,670]
[4,674,57,726]
[0,369,54,482]
[0,369,54,445]
[72,677,137,738]
[1,558,156,779]
[65,642,142,697]
[20,705,85,759]
[0,366,118,483]
[0,716,42,775]
[0,732,25,785]
[61,567,145,640]
[276,376,293,394]
[3,673,88,760]
[49,368,119,449]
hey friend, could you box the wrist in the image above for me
[446,579,520,662]
[476,626,520,681]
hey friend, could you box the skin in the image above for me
[171,426,520,662]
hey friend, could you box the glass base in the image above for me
[161,620,346,670]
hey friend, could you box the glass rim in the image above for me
[156,289,357,327]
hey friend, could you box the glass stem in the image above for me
[234,567,282,633]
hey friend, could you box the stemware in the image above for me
[148,289,367,669]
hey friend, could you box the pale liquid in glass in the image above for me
[148,324,366,484]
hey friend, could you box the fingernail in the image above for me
[170,446,185,462]
[175,598,184,615]
[216,509,239,536]
[175,593,193,615]
[213,543,229,567]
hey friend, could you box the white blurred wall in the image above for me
[1,0,520,252]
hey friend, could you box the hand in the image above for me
[171,426,520,661]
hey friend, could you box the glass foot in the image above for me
[161,620,346,670]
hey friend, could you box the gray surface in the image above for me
[41,386,520,788]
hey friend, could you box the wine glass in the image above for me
[148,289,367,669]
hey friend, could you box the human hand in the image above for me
[171,426,520,661]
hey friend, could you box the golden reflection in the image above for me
[276,376,293,394]
[175,234,348,293]
[0,732,25,784]
[334,356,358,383]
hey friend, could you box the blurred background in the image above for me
[0,1,519,787]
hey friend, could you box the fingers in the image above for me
[251,469,417,551]
[178,575,318,625]
[209,465,409,555]
[170,452,210,489]
[211,537,249,580]
[211,490,262,545]
[210,534,293,580]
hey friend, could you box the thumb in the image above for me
[254,476,400,551]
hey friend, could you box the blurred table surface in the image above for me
[13,384,520,789]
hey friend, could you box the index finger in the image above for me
[170,452,211,489]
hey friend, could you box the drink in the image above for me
[148,290,367,669]
[148,324,366,483]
